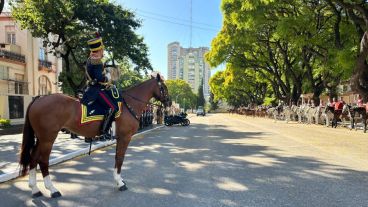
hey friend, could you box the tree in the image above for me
[196,79,205,108]
[329,0,368,101]
[206,0,356,105]
[209,91,219,111]
[166,79,196,111]
[0,0,4,14]
[10,0,152,95]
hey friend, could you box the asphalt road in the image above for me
[1,113,368,207]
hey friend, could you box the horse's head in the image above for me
[151,73,171,107]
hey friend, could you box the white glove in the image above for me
[105,72,111,81]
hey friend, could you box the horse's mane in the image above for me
[118,78,156,95]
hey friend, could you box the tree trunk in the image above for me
[0,0,4,15]
[351,32,368,102]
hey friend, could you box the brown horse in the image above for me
[19,74,170,198]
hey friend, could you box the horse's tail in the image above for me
[19,96,39,176]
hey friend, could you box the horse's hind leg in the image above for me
[38,139,62,198]
[28,142,43,197]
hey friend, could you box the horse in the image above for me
[19,74,170,198]
[322,106,335,127]
[343,105,367,132]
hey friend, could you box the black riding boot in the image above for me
[100,109,114,140]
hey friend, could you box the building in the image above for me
[0,12,62,124]
[167,42,211,98]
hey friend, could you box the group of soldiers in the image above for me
[139,105,164,129]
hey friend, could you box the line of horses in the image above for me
[229,104,368,133]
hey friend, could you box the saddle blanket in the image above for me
[79,87,123,125]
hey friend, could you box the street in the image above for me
[1,113,368,207]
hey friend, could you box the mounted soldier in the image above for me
[81,32,119,140]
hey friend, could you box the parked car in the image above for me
[196,107,205,116]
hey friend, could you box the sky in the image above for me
[117,0,223,79]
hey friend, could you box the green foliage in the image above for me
[166,79,197,110]
[10,0,152,93]
[0,119,11,128]
[206,0,358,105]
[196,80,206,108]
[209,91,219,111]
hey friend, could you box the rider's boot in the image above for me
[100,109,114,141]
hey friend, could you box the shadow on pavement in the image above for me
[1,122,367,207]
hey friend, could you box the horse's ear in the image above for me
[156,73,161,82]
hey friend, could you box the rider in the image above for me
[82,32,118,140]
[334,96,345,111]
[356,94,364,108]
[330,97,337,107]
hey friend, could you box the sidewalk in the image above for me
[0,124,163,183]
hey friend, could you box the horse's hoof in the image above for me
[119,185,128,191]
[51,191,62,198]
[32,191,43,198]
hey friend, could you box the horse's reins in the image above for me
[122,88,166,123]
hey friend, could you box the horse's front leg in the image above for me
[114,135,132,191]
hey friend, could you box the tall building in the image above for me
[167,42,210,98]
[0,12,62,124]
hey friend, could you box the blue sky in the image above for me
[117,0,223,78]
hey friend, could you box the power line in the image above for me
[137,13,218,32]
[135,9,219,29]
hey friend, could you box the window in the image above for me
[39,47,46,61]
[6,33,16,44]
[8,96,24,119]
[0,65,8,80]
[14,74,25,94]
[39,75,52,95]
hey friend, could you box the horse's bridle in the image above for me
[122,79,170,122]
[157,81,170,107]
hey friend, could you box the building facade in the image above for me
[0,12,62,124]
[167,42,211,98]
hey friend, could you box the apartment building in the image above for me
[167,42,211,98]
[0,12,62,124]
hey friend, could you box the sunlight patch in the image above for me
[130,144,161,153]
[178,161,207,172]
[216,177,248,192]
[177,192,198,199]
[56,168,93,175]
[229,155,283,167]
[170,147,209,154]
[143,159,156,168]
[150,187,172,195]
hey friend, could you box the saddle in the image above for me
[79,87,123,125]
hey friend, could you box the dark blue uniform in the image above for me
[82,57,118,115]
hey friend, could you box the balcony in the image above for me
[0,49,26,64]
[38,59,53,72]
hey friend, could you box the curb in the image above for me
[0,125,164,183]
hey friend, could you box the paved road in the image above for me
[0,114,368,207]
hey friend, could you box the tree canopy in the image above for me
[166,79,197,111]
[10,0,152,95]
[206,0,360,106]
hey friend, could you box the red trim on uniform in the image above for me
[99,92,115,110]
